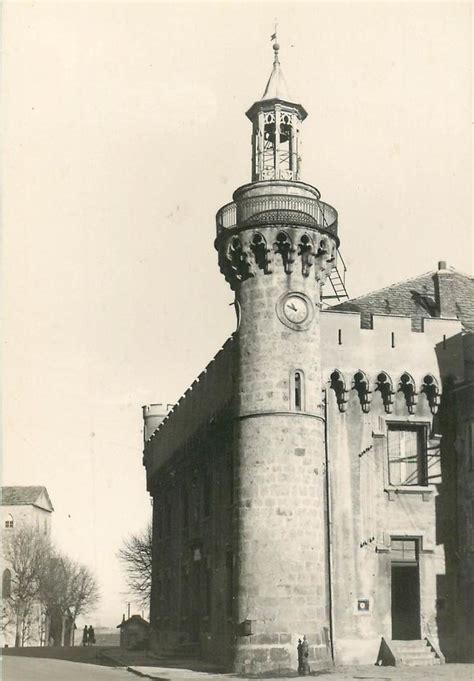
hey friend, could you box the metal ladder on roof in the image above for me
[322,249,350,303]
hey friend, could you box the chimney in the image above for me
[434,261,457,318]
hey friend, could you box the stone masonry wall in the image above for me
[233,261,332,674]
[320,310,464,664]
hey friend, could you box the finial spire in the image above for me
[270,20,279,63]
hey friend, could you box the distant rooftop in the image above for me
[332,264,474,332]
[1,486,54,512]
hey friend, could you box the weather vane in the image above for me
[270,20,278,43]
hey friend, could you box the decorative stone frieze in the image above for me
[327,369,443,416]
[217,225,337,289]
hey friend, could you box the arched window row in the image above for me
[329,370,440,415]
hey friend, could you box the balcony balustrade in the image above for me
[216,194,338,238]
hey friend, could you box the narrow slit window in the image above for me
[295,372,302,411]
[338,329,342,345]
[391,332,395,348]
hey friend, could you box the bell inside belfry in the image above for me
[280,112,292,143]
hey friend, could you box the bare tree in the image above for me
[2,524,51,646]
[38,552,99,645]
[3,525,100,647]
[117,523,152,608]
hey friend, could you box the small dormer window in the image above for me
[4,514,13,529]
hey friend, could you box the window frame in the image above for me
[290,369,305,412]
[386,422,429,487]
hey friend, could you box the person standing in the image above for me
[82,626,88,647]
[87,625,95,646]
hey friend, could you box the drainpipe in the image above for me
[323,389,335,663]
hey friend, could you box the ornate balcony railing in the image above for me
[216,194,338,238]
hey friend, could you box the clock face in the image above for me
[283,295,309,324]
[276,292,314,331]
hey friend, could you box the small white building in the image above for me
[2,486,54,537]
[1,486,54,647]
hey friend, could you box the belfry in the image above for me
[246,40,306,182]
[143,38,474,673]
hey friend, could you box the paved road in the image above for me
[2,656,134,681]
[3,657,474,681]
[130,664,474,680]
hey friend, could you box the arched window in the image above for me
[4,514,13,529]
[295,372,302,410]
[2,569,11,598]
[290,370,305,411]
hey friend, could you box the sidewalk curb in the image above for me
[126,667,160,680]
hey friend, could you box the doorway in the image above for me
[391,538,421,640]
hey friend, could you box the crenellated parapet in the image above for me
[143,336,235,487]
[321,311,465,416]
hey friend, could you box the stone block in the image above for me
[252,648,269,662]
[269,647,291,662]
[254,633,279,645]
[279,633,292,644]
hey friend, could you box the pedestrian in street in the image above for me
[87,625,95,646]
[82,626,88,647]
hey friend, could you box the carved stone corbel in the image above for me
[298,234,315,277]
[421,374,440,415]
[352,371,372,413]
[274,231,295,274]
[375,372,394,414]
[250,232,272,273]
[399,373,417,414]
[330,370,349,413]
[227,236,251,282]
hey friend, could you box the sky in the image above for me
[2,1,472,627]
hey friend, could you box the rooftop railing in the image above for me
[216,194,338,237]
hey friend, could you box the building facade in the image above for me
[1,486,54,647]
[142,43,473,672]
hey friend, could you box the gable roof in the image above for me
[1,486,54,512]
[332,267,474,332]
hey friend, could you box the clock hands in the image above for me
[287,302,298,312]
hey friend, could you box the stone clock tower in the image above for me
[215,41,339,673]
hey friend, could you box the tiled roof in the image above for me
[117,615,149,628]
[332,268,474,332]
[1,486,54,512]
